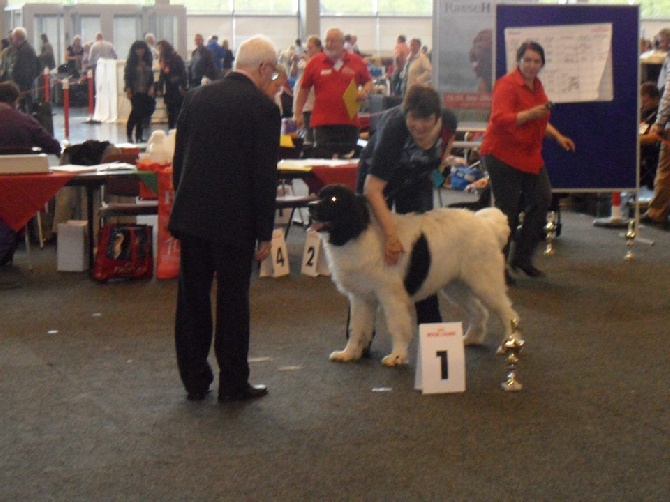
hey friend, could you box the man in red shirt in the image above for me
[294,28,373,158]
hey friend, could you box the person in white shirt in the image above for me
[401,38,432,96]
[88,33,117,69]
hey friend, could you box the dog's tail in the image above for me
[475,207,510,249]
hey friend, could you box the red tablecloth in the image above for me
[306,163,358,193]
[0,172,75,231]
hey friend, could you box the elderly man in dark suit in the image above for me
[168,35,281,403]
[6,27,39,112]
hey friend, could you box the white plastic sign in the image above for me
[259,229,290,277]
[301,230,330,277]
[415,322,465,394]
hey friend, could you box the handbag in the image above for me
[449,165,485,191]
[93,224,153,282]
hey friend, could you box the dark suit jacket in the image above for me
[169,73,281,247]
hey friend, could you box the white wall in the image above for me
[186,14,432,58]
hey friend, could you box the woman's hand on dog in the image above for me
[384,234,405,265]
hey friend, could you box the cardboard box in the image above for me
[0,154,49,174]
[57,221,89,272]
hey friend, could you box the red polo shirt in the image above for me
[480,68,549,174]
[300,51,372,127]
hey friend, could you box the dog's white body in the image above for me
[313,187,518,366]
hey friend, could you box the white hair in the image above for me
[234,35,278,71]
[11,27,27,41]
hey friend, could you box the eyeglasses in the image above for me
[261,61,277,75]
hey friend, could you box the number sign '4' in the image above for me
[259,229,290,278]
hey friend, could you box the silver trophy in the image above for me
[544,211,557,255]
[624,220,636,261]
[498,318,525,392]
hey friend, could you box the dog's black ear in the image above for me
[325,189,371,246]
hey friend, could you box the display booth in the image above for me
[495,4,639,192]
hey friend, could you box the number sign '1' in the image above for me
[415,322,465,394]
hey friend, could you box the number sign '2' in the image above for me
[415,322,465,394]
[301,229,330,277]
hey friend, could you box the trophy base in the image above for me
[593,217,629,228]
[501,380,523,392]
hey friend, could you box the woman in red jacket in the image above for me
[481,41,575,283]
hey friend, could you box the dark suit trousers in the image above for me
[175,234,255,395]
[483,155,552,265]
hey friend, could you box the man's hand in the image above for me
[255,241,272,262]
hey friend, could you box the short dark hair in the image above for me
[402,85,441,119]
[641,81,660,100]
[516,40,545,66]
[0,81,20,104]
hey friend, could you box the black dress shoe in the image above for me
[187,388,211,401]
[219,383,268,402]
[511,261,545,278]
[504,268,517,286]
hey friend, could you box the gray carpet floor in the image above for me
[1,196,669,500]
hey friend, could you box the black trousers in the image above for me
[482,155,552,265]
[175,234,255,395]
[165,96,184,130]
[126,93,153,141]
[314,125,359,158]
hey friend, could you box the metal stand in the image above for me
[497,318,525,392]
[544,211,557,255]
[593,191,629,228]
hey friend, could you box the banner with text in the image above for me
[434,0,495,125]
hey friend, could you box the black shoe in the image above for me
[136,137,145,143]
[510,261,545,278]
[504,268,517,286]
[126,136,134,144]
[219,383,268,402]
[186,388,211,401]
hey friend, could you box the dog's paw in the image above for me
[381,353,407,366]
[329,350,359,362]
[463,330,486,346]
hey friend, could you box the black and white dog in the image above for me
[308,184,519,366]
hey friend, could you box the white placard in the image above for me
[415,322,465,394]
[300,230,330,277]
[504,23,613,103]
[259,229,290,278]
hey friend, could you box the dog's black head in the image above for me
[308,184,370,246]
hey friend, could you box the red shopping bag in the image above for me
[155,168,180,279]
[136,159,168,200]
[93,224,153,282]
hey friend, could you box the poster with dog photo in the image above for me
[433,0,496,125]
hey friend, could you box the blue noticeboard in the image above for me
[495,4,639,191]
